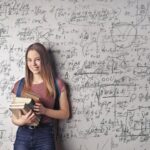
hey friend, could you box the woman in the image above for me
[11,42,70,150]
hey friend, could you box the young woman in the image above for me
[11,42,70,150]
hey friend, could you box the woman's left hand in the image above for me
[33,103,47,115]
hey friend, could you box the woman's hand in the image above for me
[18,110,37,125]
[33,103,47,115]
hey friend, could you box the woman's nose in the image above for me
[31,60,36,66]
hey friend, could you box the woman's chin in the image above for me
[32,70,40,74]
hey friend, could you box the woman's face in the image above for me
[27,49,41,75]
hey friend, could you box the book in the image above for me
[21,89,40,102]
[12,97,35,109]
[10,102,30,119]
[9,97,40,126]
[13,97,34,103]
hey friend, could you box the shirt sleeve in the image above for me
[56,78,65,93]
[11,81,19,95]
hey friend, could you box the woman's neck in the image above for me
[32,74,43,84]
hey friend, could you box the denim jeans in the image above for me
[14,123,56,150]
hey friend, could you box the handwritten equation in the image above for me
[0,0,150,149]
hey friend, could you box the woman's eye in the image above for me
[35,59,40,62]
[27,59,32,62]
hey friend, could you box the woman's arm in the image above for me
[34,88,70,119]
[11,110,37,126]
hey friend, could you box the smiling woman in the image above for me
[11,42,70,150]
[27,50,41,75]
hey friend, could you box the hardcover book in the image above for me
[21,89,40,102]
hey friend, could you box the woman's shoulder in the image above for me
[55,78,64,84]
[11,78,24,94]
[55,78,65,92]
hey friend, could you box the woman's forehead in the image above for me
[27,49,40,57]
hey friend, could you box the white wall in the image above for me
[0,0,150,149]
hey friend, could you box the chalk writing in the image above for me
[0,0,150,150]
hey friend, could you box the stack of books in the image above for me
[10,90,41,126]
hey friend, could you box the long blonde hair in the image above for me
[25,42,56,98]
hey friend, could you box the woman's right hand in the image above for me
[20,110,37,125]
[11,110,36,126]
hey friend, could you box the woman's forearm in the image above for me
[44,108,70,120]
[11,116,24,126]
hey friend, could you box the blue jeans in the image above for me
[14,123,56,150]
